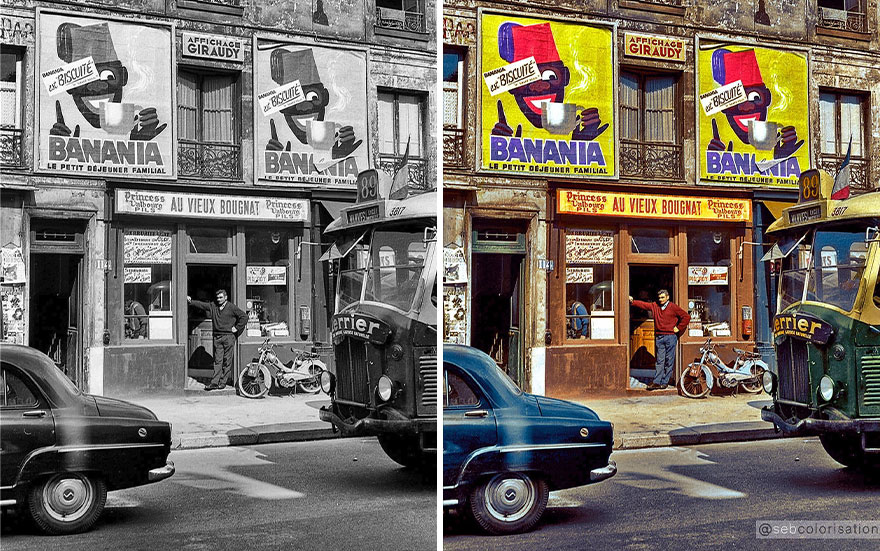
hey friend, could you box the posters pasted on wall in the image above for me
[480,13,615,178]
[1,246,26,284]
[699,42,809,187]
[37,12,174,178]
[1,285,25,344]
[123,229,172,264]
[443,244,468,284]
[256,40,368,187]
[443,285,467,344]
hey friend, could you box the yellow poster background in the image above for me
[480,13,615,178]
[557,189,752,222]
[698,43,809,187]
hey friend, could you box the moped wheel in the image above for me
[296,362,323,394]
[679,364,711,398]
[739,365,764,394]
[238,363,271,398]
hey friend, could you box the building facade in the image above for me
[1,0,437,397]
[442,0,880,396]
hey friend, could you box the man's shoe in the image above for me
[645,383,660,390]
[657,384,669,390]
[205,384,219,391]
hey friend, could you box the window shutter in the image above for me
[177,71,199,141]
[619,72,640,141]
[818,92,837,155]
[203,74,234,143]
[645,76,675,143]
[398,94,422,157]
[378,92,396,155]
[840,95,863,157]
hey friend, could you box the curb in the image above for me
[173,421,339,450]
[614,421,784,450]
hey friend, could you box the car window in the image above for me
[444,365,480,408]
[1,365,39,408]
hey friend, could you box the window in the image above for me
[443,366,479,407]
[1,365,38,407]
[619,70,682,180]
[123,229,174,340]
[378,90,427,190]
[565,230,615,340]
[178,69,241,179]
[687,230,732,337]
[188,227,231,255]
[819,91,869,191]
[365,228,428,311]
[631,228,671,254]
[245,230,291,338]
[443,49,465,168]
[0,47,23,166]
[376,0,426,33]
[817,0,868,34]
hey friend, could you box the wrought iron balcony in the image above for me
[619,139,683,181]
[376,7,426,33]
[0,127,23,167]
[377,155,432,192]
[178,141,242,180]
[818,5,868,34]
[443,126,466,169]
[817,154,872,192]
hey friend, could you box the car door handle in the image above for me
[464,410,488,418]
[22,410,47,418]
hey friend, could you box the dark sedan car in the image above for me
[443,345,616,535]
[0,345,174,535]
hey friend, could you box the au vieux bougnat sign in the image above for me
[557,189,752,222]
[114,189,309,222]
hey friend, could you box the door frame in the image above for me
[626,263,680,388]
[182,262,238,384]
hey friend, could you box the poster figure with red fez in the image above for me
[480,14,616,178]
[698,43,810,187]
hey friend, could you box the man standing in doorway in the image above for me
[629,289,690,391]
[187,289,248,391]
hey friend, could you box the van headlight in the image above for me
[818,375,835,402]
[762,371,777,395]
[320,371,335,395]
[377,375,395,402]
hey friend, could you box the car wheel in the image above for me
[238,363,271,398]
[820,433,865,468]
[28,473,107,535]
[377,433,425,469]
[469,472,549,535]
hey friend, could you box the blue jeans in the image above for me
[654,334,678,385]
[212,333,236,386]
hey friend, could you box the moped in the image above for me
[679,338,768,398]
[237,338,326,399]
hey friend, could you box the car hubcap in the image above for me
[484,474,535,522]
[44,475,93,521]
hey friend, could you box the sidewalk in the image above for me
[127,385,782,451]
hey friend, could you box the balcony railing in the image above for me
[376,7,426,33]
[0,127,23,167]
[817,154,872,193]
[178,141,242,180]
[818,5,868,34]
[619,139,683,181]
[443,126,465,168]
[377,155,431,192]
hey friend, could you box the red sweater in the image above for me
[632,300,690,335]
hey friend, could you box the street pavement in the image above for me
[123,386,781,450]
[1,438,436,550]
[444,438,880,550]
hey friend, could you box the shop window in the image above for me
[565,230,615,340]
[619,70,682,180]
[123,229,174,340]
[245,230,290,338]
[0,47,23,167]
[686,231,731,337]
[378,90,428,190]
[630,228,670,254]
[817,0,868,34]
[818,91,869,192]
[375,0,427,34]
[188,227,230,254]
[178,69,241,180]
[443,48,465,168]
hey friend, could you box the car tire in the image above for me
[377,433,425,468]
[819,433,866,468]
[469,472,549,535]
[28,472,107,535]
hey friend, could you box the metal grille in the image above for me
[862,354,880,409]
[777,338,811,403]
[418,352,437,414]
[334,339,370,406]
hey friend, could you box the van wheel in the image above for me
[28,473,107,535]
[469,472,548,535]
[820,433,865,468]
[377,434,423,468]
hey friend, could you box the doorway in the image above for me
[628,265,676,385]
[186,265,234,383]
[29,253,83,386]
